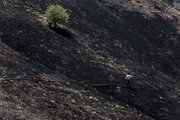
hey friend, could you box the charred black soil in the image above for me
[50,27,74,39]
[0,0,180,120]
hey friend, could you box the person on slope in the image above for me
[125,74,132,89]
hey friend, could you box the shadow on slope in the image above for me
[50,26,74,39]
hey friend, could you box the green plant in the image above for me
[2,0,7,6]
[45,5,69,27]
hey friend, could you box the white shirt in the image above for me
[125,75,131,80]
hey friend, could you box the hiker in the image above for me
[125,74,132,88]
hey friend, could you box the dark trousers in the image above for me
[126,80,134,90]
[127,80,131,88]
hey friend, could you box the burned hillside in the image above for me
[0,0,179,120]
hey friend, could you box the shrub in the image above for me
[45,5,69,27]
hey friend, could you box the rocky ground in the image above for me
[0,0,179,120]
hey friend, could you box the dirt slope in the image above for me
[0,41,153,120]
[0,0,179,120]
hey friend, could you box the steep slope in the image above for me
[0,41,153,119]
[0,0,179,120]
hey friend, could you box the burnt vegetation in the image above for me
[0,0,179,120]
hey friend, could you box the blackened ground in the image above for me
[0,42,152,120]
[0,0,179,120]
[51,27,74,39]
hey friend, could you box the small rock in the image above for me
[92,111,96,114]
[120,106,125,109]
[115,105,119,108]
[16,105,22,110]
[89,96,98,102]
[50,100,55,103]
[116,86,121,89]
[0,77,4,82]
[71,99,76,104]
[159,96,163,100]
